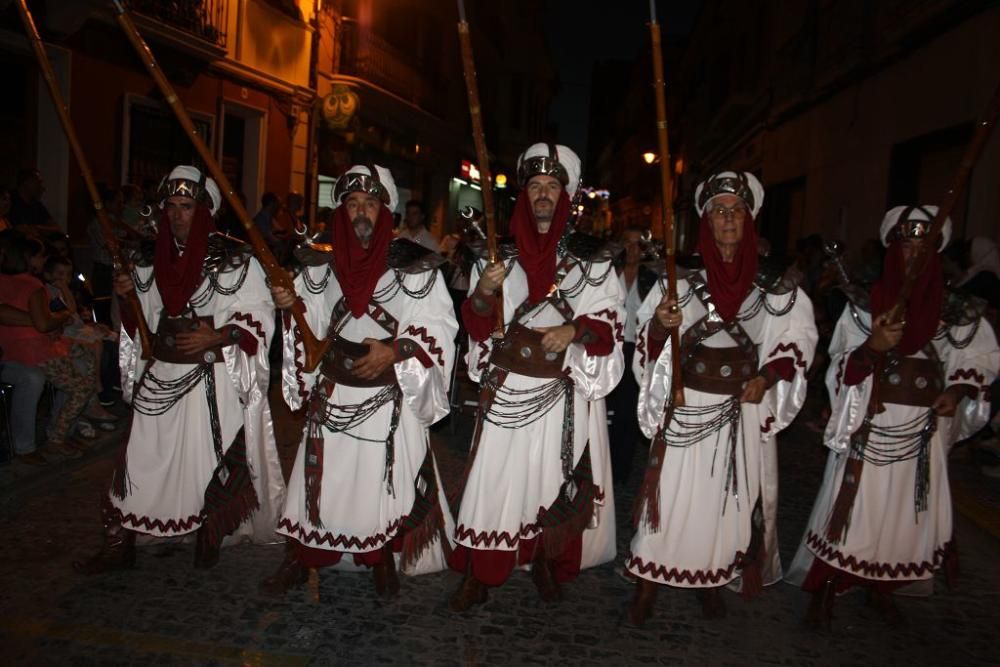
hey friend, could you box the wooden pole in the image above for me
[649,1,683,405]
[110,0,330,370]
[888,78,1000,323]
[457,0,504,337]
[15,0,153,356]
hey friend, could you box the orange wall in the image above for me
[62,26,293,241]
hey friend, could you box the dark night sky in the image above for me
[545,1,701,158]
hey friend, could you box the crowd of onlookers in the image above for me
[0,169,130,465]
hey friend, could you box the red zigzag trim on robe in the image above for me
[948,368,986,385]
[454,489,605,549]
[110,508,203,535]
[403,325,445,366]
[760,415,776,434]
[625,550,745,585]
[806,531,946,579]
[834,355,847,393]
[636,324,647,366]
[476,340,490,373]
[291,323,309,401]
[767,341,807,369]
[454,521,543,549]
[592,308,624,343]
[278,517,401,550]
[229,311,265,340]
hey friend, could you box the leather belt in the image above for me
[152,315,225,364]
[682,345,757,396]
[490,323,566,379]
[320,335,396,387]
[879,357,943,407]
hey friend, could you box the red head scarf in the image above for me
[332,202,394,318]
[695,209,759,322]
[509,189,571,303]
[870,239,944,356]
[154,204,216,317]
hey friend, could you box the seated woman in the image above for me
[0,232,97,461]
[42,255,119,425]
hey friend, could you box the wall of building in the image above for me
[760,7,1000,248]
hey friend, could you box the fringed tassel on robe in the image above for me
[539,444,596,559]
[304,379,335,528]
[200,427,259,548]
[632,403,674,531]
[400,449,450,570]
[740,494,766,600]
[109,416,134,501]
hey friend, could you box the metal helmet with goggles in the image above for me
[332,164,398,212]
[158,165,222,216]
[516,142,581,197]
[879,205,952,251]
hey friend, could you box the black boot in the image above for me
[627,579,658,627]
[531,549,562,602]
[805,576,837,632]
[193,527,220,570]
[866,586,905,628]
[697,587,727,619]
[449,561,488,612]
[372,544,400,598]
[74,523,136,575]
[259,543,308,597]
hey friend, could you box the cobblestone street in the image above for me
[1,387,999,666]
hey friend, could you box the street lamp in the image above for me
[642,151,657,164]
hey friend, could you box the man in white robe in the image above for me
[76,165,284,573]
[262,165,458,598]
[448,143,625,611]
[787,206,999,628]
[628,171,817,624]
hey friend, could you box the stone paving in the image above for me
[1,386,999,666]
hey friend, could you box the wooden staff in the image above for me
[15,0,154,355]
[649,1,683,405]
[888,77,1000,323]
[110,0,330,371]
[457,0,504,337]
[826,78,1000,543]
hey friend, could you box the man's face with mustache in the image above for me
[344,192,382,248]
[526,175,563,232]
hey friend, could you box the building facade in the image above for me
[0,0,555,250]
[590,0,1000,257]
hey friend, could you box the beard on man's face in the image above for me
[352,213,374,245]
[532,197,554,222]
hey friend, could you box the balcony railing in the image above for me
[127,0,228,49]
[338,19,443,117]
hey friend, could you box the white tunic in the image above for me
[787,305,998,585]
[279,262,458,575]
[456,255,626,569]
[113,255,285,544]
[629,271,816,588]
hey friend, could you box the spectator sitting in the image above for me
[0,232,98,462]
[43,255,120,412]
[10,169,59,232]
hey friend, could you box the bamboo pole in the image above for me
[457,0,504,337]
[648,1,683,405]
[15,0,154,355]
[110,0,330,370]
